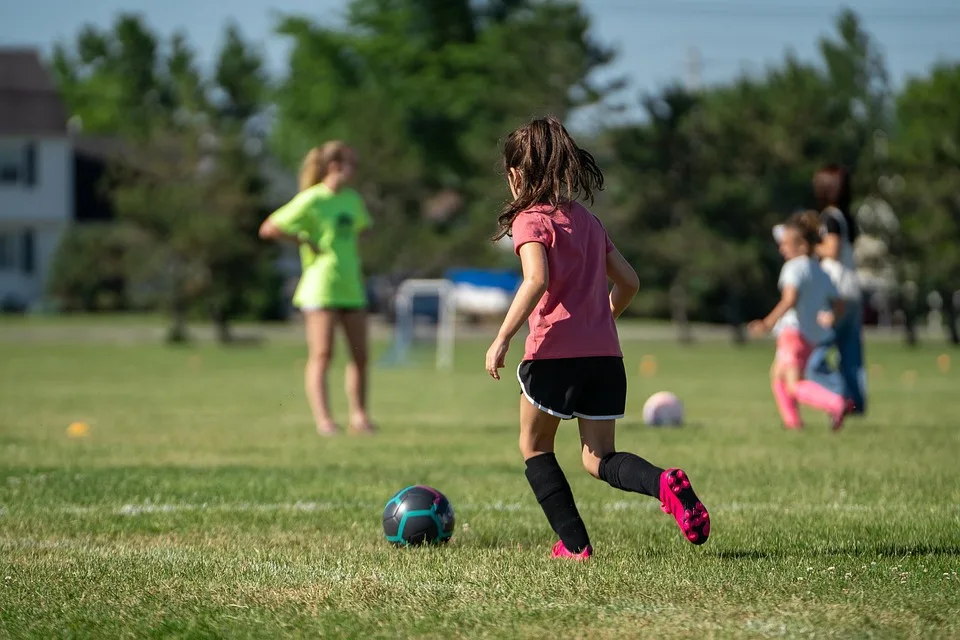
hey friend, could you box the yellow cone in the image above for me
[639,355,658,377]
[937,354,951,374]
[66,422,90,438]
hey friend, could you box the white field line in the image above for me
[0,500,956,518]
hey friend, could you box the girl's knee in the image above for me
[519,434,554,460]
[308,351,333,369]
[350,350,368,368]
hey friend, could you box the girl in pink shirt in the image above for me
[485,116,710,560]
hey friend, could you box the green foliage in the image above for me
[888,62,960,343]
[46,5,960,339]
[271,0,617,277]
[603,10,894,324]
[892,62,960,292]
[46,223,152,312]
[50,15,276,340]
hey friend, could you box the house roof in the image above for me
[0,48,68,136]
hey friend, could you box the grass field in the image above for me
[1,323,959,638]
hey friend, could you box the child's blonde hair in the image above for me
[299,141,350,191]
[785,210,823,253]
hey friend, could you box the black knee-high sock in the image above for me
[598,452,664,498]
[524,453,591,553]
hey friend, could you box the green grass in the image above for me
[1,329,959,639]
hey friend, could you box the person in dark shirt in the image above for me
[809,164,867,417]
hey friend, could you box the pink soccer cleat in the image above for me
[831,400,856,432]
[659,468,710,545]
[551,540,592,561]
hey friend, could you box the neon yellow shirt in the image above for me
[268,183,371,309]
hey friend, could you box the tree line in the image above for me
[45,0,960,345]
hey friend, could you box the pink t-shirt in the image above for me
[512,201,622,361]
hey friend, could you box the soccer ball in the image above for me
[382,485,455,546]
[642,391,685,426]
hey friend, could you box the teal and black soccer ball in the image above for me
[382,485,455,546]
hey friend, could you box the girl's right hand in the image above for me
[747,320,768,337]
[485,337,509,380]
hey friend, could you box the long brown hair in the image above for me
[813,164,857,242]
[299,141,349,192]
[492,116,604,241]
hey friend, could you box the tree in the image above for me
[50,15,204,136]
[272,0,619,276]
[602,10,893,341]
[109,125,259,342]
[47,223,152,312]
[892,62,960,345]
[50,16,275,341]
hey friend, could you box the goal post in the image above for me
[381,279,456,371]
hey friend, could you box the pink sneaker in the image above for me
[551,540,592,561]
[659,468,710,545]
[831,400,856,432]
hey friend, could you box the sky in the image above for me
[2,0,958,129]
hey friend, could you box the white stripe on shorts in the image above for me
[516,363,574,419]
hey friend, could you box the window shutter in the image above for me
[24,143,37,186]
[22,229,36,275]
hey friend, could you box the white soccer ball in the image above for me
[642,391,685,426]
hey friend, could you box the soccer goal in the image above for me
[380,279,456,371]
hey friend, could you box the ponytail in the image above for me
[298,141,348,192]
[493,116,604,241]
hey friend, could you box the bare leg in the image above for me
[519,395,562,460]
[577,417,617,478]
[339,309,374,434]
[304,310,339,436]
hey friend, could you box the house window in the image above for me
[0,233,16,270]
[0,148,20,183]
[0,144,37,185]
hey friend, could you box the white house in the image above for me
[0,49,71,311]
[0,48,306,314]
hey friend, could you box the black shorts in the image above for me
[517,356,627,420]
